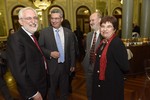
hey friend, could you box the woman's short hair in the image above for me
[100,16,118,30]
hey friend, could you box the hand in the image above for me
[70,67,75,72]
[50,51,60,59]
[32,92,43,100]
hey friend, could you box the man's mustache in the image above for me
[29,23,37,27]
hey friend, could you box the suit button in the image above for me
[97,70,99,73]
[98,85,101,87]
[99,55,101,57]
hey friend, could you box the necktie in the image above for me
[31,35,47,69]
[55,30,64,63]
[90,32,97,64]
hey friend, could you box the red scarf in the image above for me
[96,34,116,80]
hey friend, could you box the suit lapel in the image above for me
[20,28,34,46]
[88,31,101,51]
[48,27,58,50]
[20,28,41,53]
[63,28,68,52]
[87,32,93,51]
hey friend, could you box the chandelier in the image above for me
[33,0,52,10]
[120,0,123,4]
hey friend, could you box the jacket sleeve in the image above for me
[111,37,130,73]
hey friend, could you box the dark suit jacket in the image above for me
[6,28,47,99]
[38,26,75,74]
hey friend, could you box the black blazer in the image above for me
[6,28,47,99]
[92,36,129,100]
[38,26,75,74]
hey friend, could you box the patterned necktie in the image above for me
[31,35,47,70]
[90,32,97,64]
[55,29,64,63]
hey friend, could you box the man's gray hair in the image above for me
[50,9,63,18]
[96,12,102,18]
[18,7,38,19]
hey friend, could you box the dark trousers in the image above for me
[68,71,75,93]
[48,63,69,100]
[85,64,94,100]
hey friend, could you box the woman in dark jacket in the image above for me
[92,16,129,100]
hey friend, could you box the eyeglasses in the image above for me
[101,25,114,29]
[50,17,61,21]
[20,17,38,21]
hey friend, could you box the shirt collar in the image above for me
[21,26,33,36]
[95,30,100,34]
[53,26,63,32]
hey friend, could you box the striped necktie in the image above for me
[89,32,97,64]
